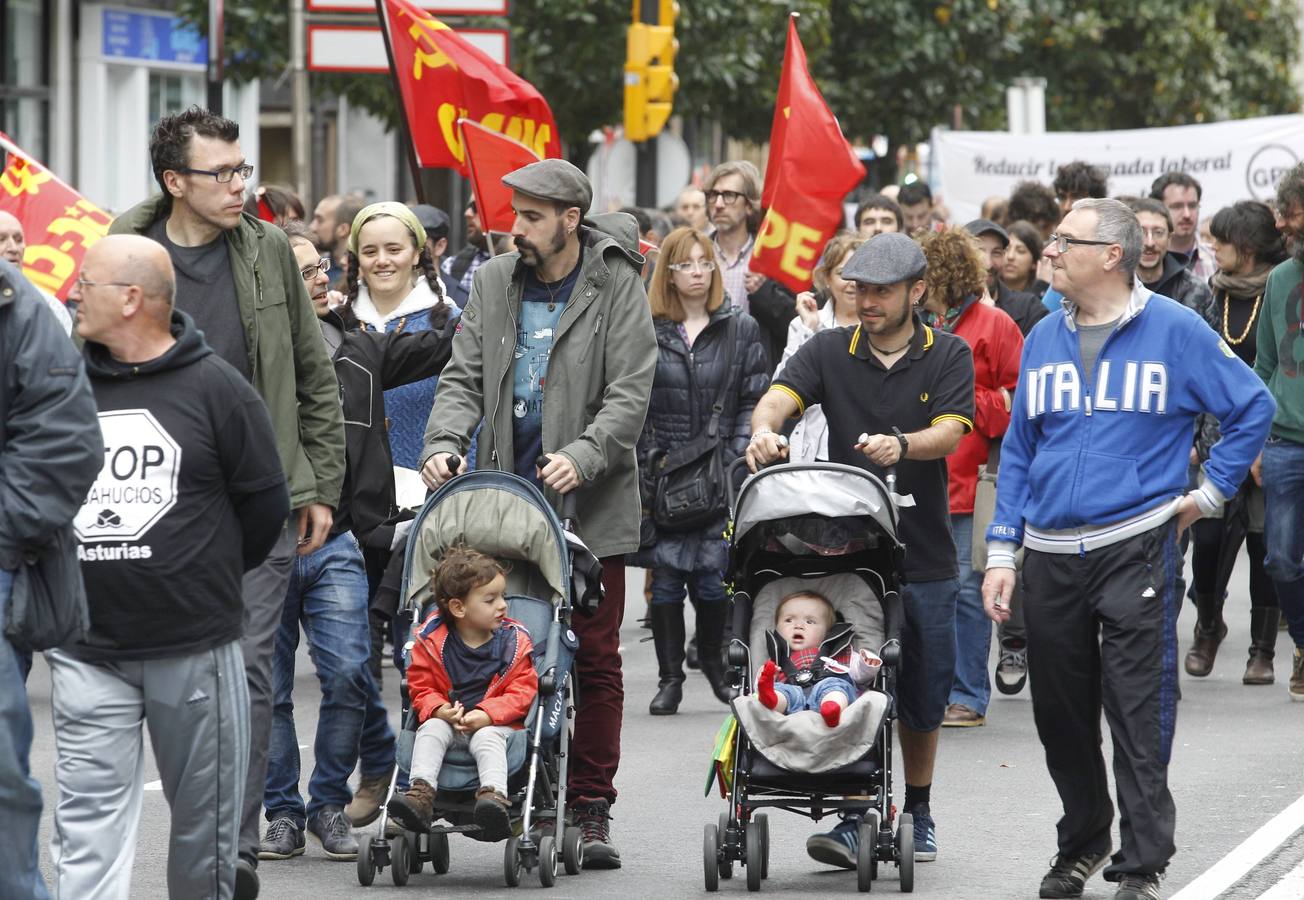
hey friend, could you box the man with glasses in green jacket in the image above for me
[109,106,345,900]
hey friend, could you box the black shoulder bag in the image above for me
[651,317,739,532]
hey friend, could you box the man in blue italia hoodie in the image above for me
[981,199,1275,900]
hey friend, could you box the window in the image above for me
[0,0,49,160]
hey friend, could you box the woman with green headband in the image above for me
[345,202,456,472]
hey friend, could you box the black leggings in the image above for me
[1189,518,1277,609]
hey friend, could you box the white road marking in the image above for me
[142,746,310,793]
[1171,793,1304,899]
[1258,856,1304,900]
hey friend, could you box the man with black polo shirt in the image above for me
[747,231,975,868]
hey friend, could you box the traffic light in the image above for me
[624,0,679,142]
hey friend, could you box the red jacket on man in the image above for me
[407,612,538,728]
[943,297,1024,514]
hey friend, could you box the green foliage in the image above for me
[1016,0,1301,131]
[821,0,1024,148]
[177,0,1301,161]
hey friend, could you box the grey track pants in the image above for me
[237,521,296,863]
[47,640,249,900]
[410,720,514,796]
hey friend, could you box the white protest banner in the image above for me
[934,115,1304,225]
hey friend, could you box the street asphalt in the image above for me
[26,563,1304,899]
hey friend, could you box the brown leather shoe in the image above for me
[473,787,512,841]
[1184,620,1227,677]
[386,778,437,833]
[1244,608,1280,685]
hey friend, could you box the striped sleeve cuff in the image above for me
[1190,476,1225,518]
[771,384,806,416]
[932,413,974,433]
[985,540,1019,571]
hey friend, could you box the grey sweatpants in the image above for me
[237,521,296,863]
[410,719,514,796]
[47,641,249,900]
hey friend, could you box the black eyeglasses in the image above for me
[299,257,330,281]
[1047,233,1115,254]
[178,164,253,183]
[705,189,745,207]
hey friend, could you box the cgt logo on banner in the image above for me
[74,410,182,560]
[934,114,1304,225]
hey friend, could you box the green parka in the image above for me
[421,214,657,559]
[110,197,345,511]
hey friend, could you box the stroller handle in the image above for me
[536,455,578,528]
[724,453,783,512]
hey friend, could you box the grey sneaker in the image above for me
[307,808,358,860]
[1039,846,1110,898]
[257,817,305,860]
[996,644,1028,694]
[1114,873,1161,900]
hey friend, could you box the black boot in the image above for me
[649,604,686,715]
[1244,607,1281,685]
[1184,593,1227,677]
[695,601,737,705]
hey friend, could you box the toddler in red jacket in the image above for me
[387,546,538,841]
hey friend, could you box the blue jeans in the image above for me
[1262,436,1304,647]
[774,675,857,712]
[0,568,51,899]
[264,532,379,824]
[358,618,402,784]
[649,567,728,606]
[948,514,991,713]
[898,576,961,732]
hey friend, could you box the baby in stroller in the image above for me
[755,590,864,727]
[387,546,538,842]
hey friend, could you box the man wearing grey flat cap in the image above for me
[420,157,656,869]
[747,230,975,870]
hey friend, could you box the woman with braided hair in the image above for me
[346,202,458,471]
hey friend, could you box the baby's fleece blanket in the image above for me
[730,690,889,774]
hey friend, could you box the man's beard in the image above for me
[515,222,567,268]
[1291,233,1304,266]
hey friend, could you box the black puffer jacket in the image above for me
[1146,253,1216,322]
[629,306,769,573]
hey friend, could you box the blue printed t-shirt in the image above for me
[513,252,582,484]
[443,626,505,709]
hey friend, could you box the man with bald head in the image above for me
[47,235,289,900]
[0,209,72,334]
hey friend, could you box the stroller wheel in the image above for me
[703,824,720,892]
[390,834,410,886]
[896,813,915,894]
[716,812,734,879]
[503,836,522,887]
[856,820,875,892]
[755,813,770,879]
[431,831,450,874]
[538,834,558,888]
[357,841,377,886]
[562,825,584,875]
[407,832,423,874]
[745,822,763,892]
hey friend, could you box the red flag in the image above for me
[0,131,112,301]
[750,15,866,293]
[459,118,541,235]
[378,0,561,175]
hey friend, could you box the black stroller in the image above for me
[356,468,601,889]
[705,461,913,893]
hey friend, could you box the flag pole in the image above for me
[374,0,428,204]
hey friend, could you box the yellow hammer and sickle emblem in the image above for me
[920,391,929,403]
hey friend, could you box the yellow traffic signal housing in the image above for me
[624,3,679,142]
